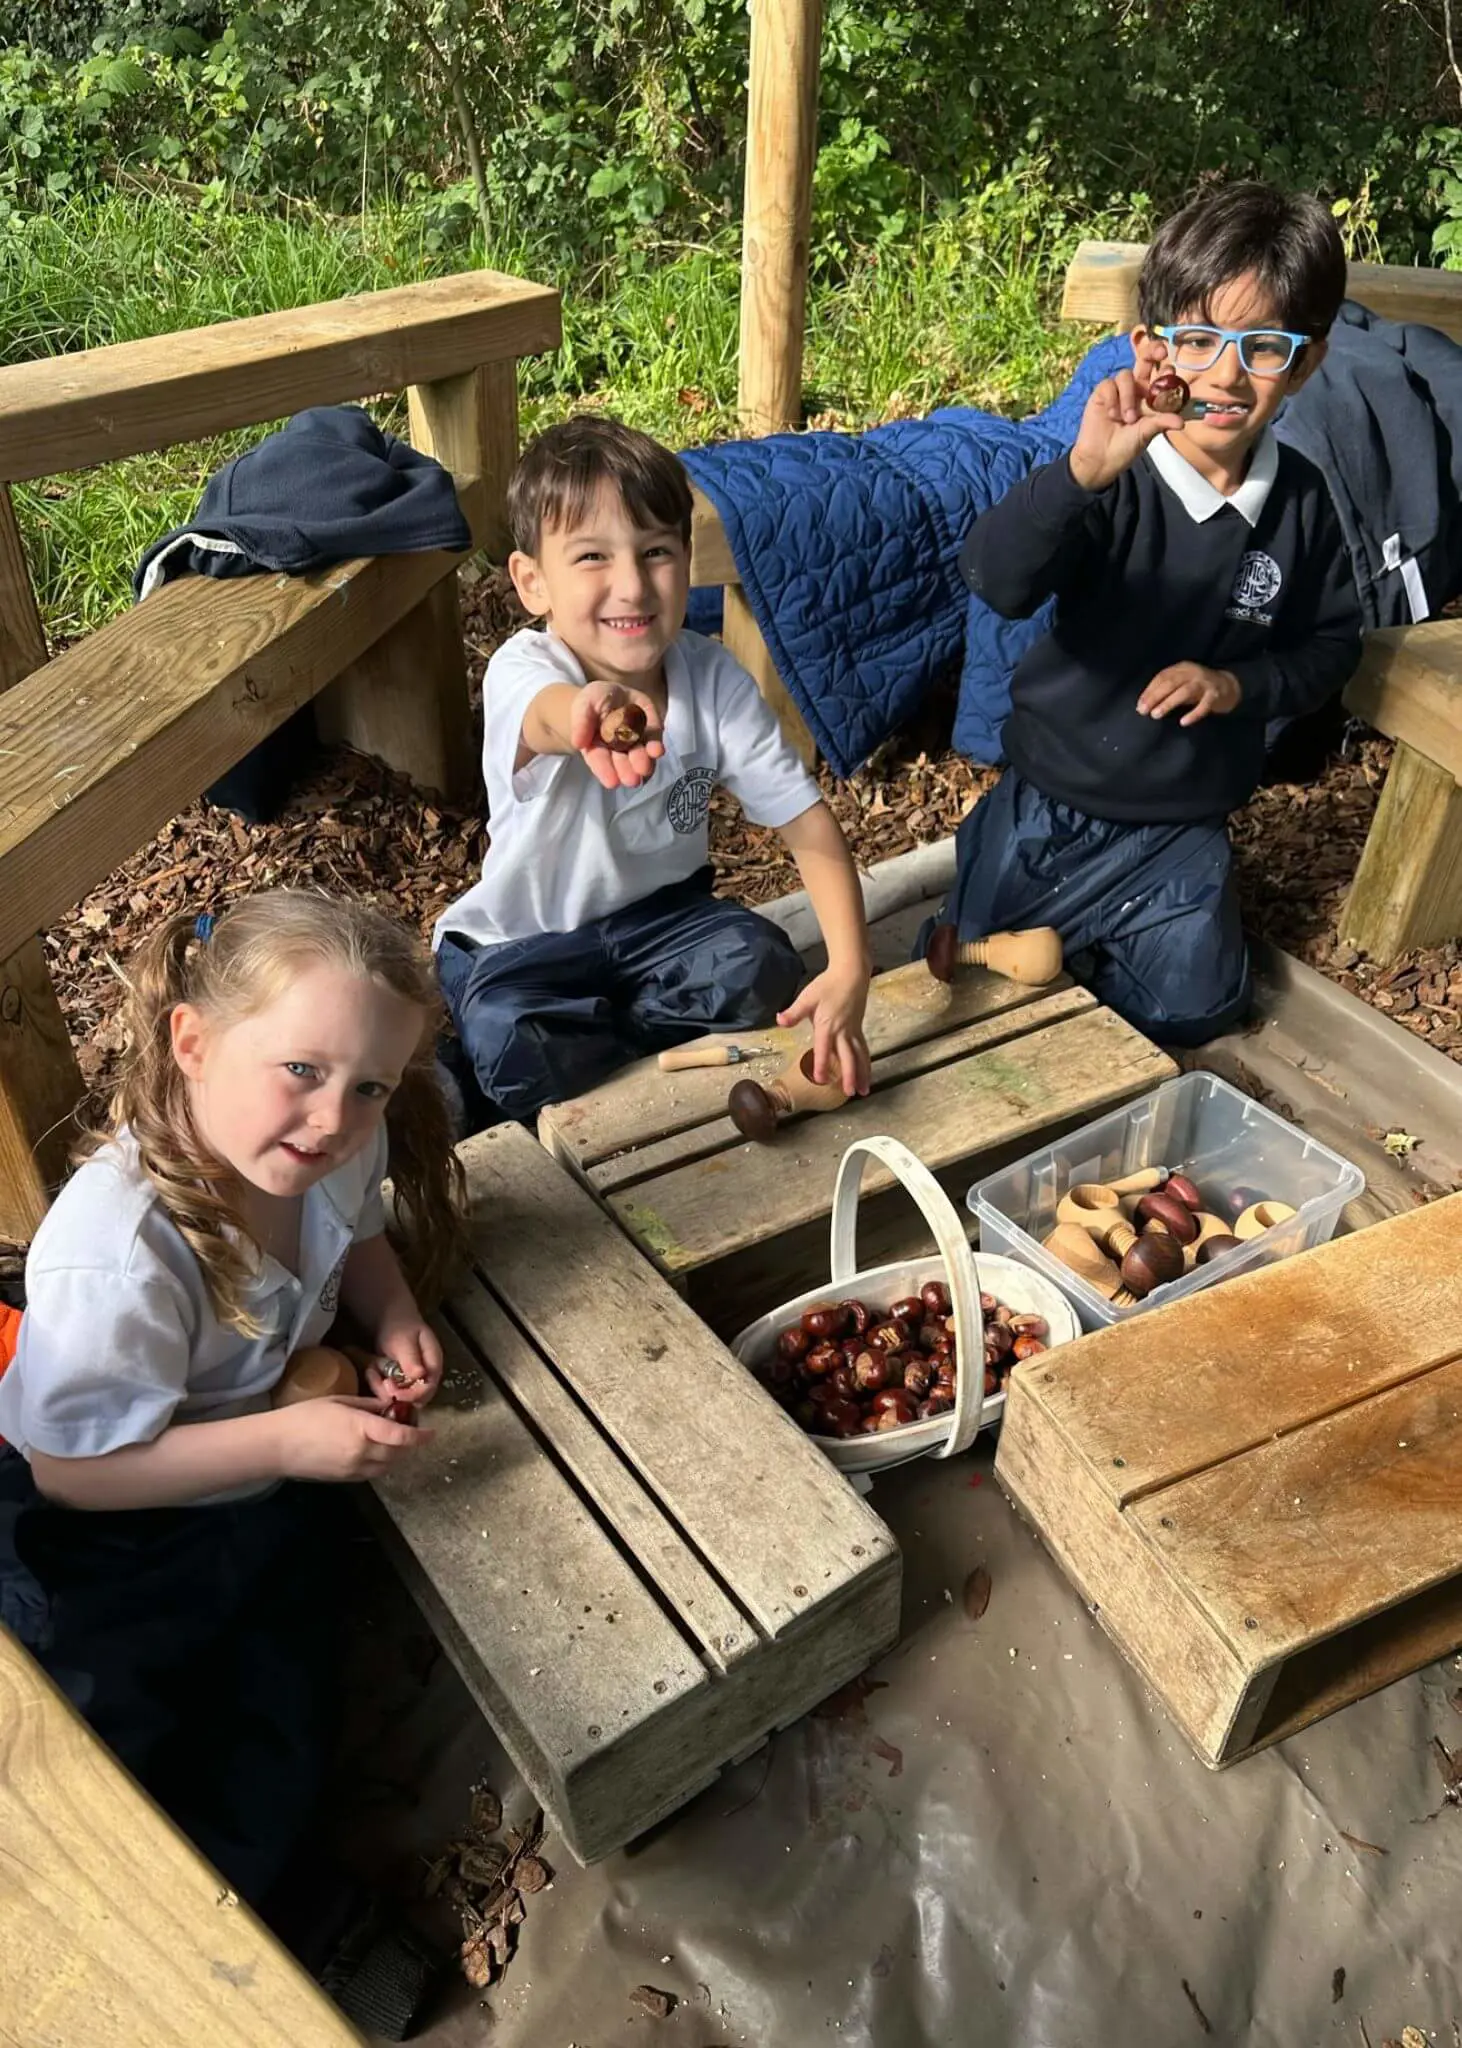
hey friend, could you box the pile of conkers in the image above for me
[755,1279,1048,1441]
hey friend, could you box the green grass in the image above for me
[5,178,1136,642]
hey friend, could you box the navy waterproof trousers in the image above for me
[437,866,806,1126]
[929,772,1251,1046]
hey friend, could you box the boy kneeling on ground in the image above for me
[436,416,873,1125]
[941,181,1363,1044]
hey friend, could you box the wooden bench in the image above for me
[1063,240,1462,965]
[370,1123,901,1865]
[996,1188,1462,1767]
[0,1623,366,2045]
[540,958,1176,1335]
[0,268,561,1241]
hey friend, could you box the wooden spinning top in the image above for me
[272,1344,359,1407]
[924,924,1064,987]
[728,1047,848,1143]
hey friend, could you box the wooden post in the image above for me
[0,487,84,1241]
[321,362,519,805]
[727,0,823,765]
[1339,740,1462,962]
[738,0,822,436]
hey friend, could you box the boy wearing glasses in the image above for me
[947,182,1361,1044]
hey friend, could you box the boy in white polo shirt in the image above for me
[435,415,873,1126]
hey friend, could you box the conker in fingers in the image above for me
[1147,371,1189,414]
[599,702,648,750]
[387,1397,418,1428]
[802,1303,847,1339]
[920,1280,952,1316]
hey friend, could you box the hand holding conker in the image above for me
[1146,371,1190,415]
[599,702,649,751]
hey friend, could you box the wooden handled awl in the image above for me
[657,1042,771,1072]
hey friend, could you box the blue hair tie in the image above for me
[194,913,215,943]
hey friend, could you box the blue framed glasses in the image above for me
[1152,323,1310,376]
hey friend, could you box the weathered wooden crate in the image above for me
[995,1192,1462,1766]
[539,961,1176,1335]
[371,1124,901,1865]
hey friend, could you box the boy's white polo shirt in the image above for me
[433,627,821,950]
[0,1125,388,1490]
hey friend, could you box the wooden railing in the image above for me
[0,268,560,1239]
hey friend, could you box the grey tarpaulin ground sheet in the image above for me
[327,875,1462,2047]
[337,1438,1462,2048]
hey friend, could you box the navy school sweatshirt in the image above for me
[958,432,1363,823]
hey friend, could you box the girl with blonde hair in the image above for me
[0,889,464,1909]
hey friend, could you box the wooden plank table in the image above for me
[371,1125,901,1865]
[995,1192,1462,1766]
[540,961,1177,1334]
[0,1628,365,2046]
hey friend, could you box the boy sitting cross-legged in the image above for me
[435,415,873,1126]
[940,181,1364,1045]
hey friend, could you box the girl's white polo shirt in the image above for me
[0,1126,388,1480]
[433,627,820,950]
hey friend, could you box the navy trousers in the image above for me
[436,866,806,1125]
[931,772,1251,1046]
[0,1450,344,1906]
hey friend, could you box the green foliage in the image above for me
[0,0,1457,261]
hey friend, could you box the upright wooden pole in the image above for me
[738,0,823,435]
[729,0,822,765]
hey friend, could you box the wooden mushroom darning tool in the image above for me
[657,1042,772,1071]
[1054,1203,1185,1299]
[924,924,1064,987]
[728,1047,848,1142]
[272,1344,359,1407]
[1234,1199,1297,1241]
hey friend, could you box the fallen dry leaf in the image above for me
[1338,1829,1388,1857]
[629,1984,676,2019]
[963,1565,993,1620]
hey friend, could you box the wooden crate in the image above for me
[994,1193,1462,1767]
[370,1125,901,1865]
[539,961,1176,1334]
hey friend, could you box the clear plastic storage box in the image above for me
[967,1071,1365,1330]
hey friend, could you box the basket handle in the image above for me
[829,1135,989,1459]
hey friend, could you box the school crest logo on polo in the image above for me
[318,1249,348,1317]
[1226,550,1283,625]
[666,766,715,834]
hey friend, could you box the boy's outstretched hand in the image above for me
[777,965,873,1099]
[571,679,666,789]
[1138,662,1242,725]
[1069,340,1183,493]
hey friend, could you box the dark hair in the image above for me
[1138,182,1347,343]
[507,414,694,555]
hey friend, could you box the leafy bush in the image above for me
[1,0,1458,263]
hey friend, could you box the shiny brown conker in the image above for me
[815,1396,863,1438]
[801,1302,847,1339]
[1135,1190,1200,1245]
[921,1280,952,1316]
[803,1341,840,1377]
[866,1323,907,1354]
[889,1295,925,1325]
[1120,1231,1185,1297]
[840,1298,873,1334]
[600,702,648,750]
[853,1349,889,1393]
[902,1357,934,1400]
[1147,371,1190,414]
[1012,1333,1047,1361]
[776,1325,810,1363]
[1195,1232,1242,1264]
[1165,1173,1203,1212]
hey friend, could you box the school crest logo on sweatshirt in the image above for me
[1226,550,1283,626]
[666,767,715,834]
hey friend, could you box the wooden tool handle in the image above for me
[658,1043,733,1071]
